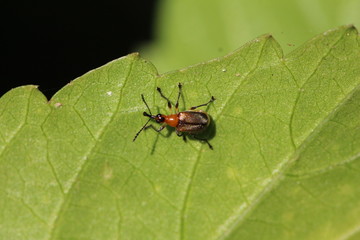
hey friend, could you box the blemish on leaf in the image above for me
[155,185,162,193]
[233,106,243,115]
[54,102,62,108]
[226,167,238,180]
[106,91,113,96]
[102,163,113,181]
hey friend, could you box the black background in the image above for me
[2,1,157,99]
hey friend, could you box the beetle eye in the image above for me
[156,114,164,123]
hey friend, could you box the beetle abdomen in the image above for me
[177,110,210,133]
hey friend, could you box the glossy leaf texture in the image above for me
[0,25,359,240]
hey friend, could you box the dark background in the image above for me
[2,1,157,99]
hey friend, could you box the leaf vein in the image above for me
[47,60,135,239]
[217,29,358,240]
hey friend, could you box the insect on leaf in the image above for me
[0,25,359,240]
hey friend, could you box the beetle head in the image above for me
[133,94,165,142]
[154,114,165,123]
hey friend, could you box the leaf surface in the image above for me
[0,25,359,240]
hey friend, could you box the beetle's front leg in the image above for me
[145,124,165,132]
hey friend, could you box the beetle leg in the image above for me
[176,130,187,142]
[175,129,182,136]
[157,87,172,111]
[190,96,216,110]
[175,83,182,113]
[192,135,213,150]
[145,124,166,132]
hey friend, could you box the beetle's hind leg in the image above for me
[190,96,216,110]
[192,135,213,150]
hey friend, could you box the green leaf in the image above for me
[1,25,359,239]
[142,0,360,72]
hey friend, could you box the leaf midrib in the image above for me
[217,29,357,240]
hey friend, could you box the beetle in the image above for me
[133,83,216,149]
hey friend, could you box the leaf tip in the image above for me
[321,24,358,38]
[3,84,39,95]
[343,24,357,30]
[127,52,140,58]
[344,24,358,35]
[264,33,274,39]
[255,33,274,41]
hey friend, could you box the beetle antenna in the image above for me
[133,118,152,142]
[141,94,152,115]
[133,94,154,142]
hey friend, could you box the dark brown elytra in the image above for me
[133,83,216,149]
